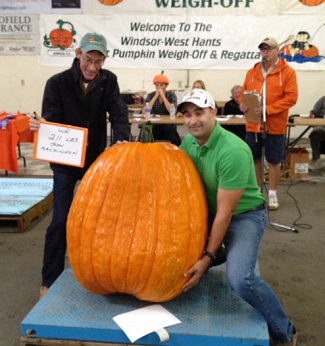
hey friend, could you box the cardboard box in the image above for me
[284,148,309,179]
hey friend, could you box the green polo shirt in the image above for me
[180,122,265,215]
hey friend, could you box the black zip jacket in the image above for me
[41,58,130,175]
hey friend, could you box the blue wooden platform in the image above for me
[0,178,53,216]
[21,267,269,345]
[0,178,53,232]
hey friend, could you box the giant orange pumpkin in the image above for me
[67,142,208,302]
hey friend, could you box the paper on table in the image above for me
[113,304,181,343]
[216,117,230,122]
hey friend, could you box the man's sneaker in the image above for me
[309,159,322,171]
[268,194,279,210]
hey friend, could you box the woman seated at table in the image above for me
[143,71,181,146]
[192,79,206,90]
[190,80,222,114]
[176,80,207,118]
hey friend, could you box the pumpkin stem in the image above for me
[138,121,155,143]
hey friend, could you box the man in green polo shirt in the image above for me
[178,88,297,346]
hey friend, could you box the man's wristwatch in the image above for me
[203,250,218,262]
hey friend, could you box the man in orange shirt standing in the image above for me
[240,37,298,210]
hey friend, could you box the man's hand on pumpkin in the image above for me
[182,257,211,292]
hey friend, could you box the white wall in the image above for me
[1,56,324,138]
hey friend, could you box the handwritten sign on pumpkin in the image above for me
[33,121,88,168]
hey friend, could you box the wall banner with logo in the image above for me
[39,14,325,70]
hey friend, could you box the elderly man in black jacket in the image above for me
[29,32,130,298]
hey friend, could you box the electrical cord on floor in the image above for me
[261,159,325,233]
[261,150,325,232]
[284,179,314,231]
[264,179,315,233]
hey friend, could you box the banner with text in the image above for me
[2,0,324,16]
[83,0,325,15]
[0,14,39,55]
[83,0,278,16]
[40,14,325,70]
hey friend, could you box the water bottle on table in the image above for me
[145,102,151,119]
[170,104,175,120]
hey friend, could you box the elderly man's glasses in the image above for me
[259,47,275,53]
[80,54,105,68]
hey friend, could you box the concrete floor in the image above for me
[0,143,325,346]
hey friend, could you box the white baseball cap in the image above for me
[177,89,215,113]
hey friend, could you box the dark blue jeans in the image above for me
[42,170,82,288]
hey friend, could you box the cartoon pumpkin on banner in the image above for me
[67,137,208,303]
[299,0,325,6]
[43,19,76,50]
[279,30,324,63]
[99,0,124,5]
[279,31,319,58]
